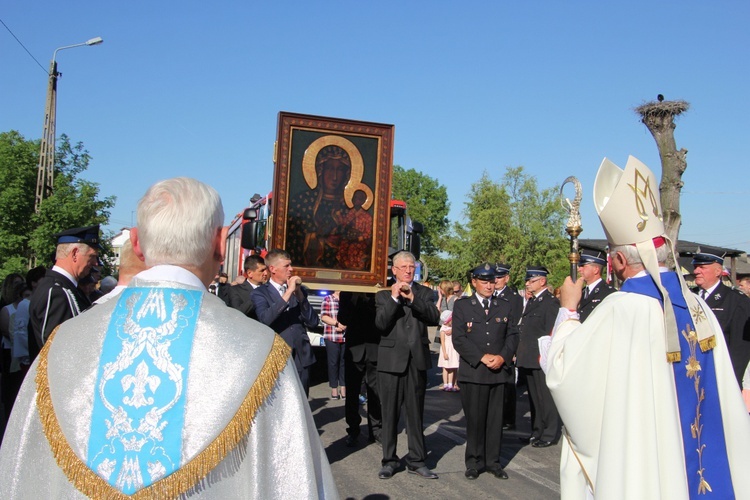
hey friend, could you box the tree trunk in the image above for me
[635,99,690,268]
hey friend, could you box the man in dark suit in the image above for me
[493,262,523,431]
[251,249,319,395]
[375,251,440,480]
[228,255,268,319]
[453,263,520,480]
[29,225,100,360]
[693,251,750,386]
[516,266,560,448]
[338,291,382,447]
[577,249,615,322]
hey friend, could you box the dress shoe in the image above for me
[378,464,395,479]
[532,440,555,448]
[464,468,479,480]
[502,423,515,431]
[489,468,509,480]
[345,434,358,447]
[407,466,439,479]
[519,436,538,444]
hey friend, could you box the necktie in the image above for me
[583,287,590,300]
[482,298,489,311]
[280,284,287,295]
[700,289,707,300]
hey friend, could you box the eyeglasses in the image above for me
[453,288,461,293]
[394,265,416,271]
[526,277,542,284]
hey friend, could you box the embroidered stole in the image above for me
[621,273,733,498]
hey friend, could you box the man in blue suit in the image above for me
[252,249,319,395]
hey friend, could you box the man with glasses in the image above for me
[375,251,440,480]
[516,266,560,448]
[28,225,100,359]
[577,250,615,322]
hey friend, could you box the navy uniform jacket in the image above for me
[516,289,559,369]
[28,269,91,360]
[698,282,750,385]
[251,282,319,371]
[578,279,616,322]
[375,282,440,373]
[227,281,258,319]
[338,292,379,364]
[452,293,520,385]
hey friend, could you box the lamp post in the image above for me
[34,37,103,213]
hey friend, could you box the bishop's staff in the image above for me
[560,176,583,281]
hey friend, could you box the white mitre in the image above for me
[593,156,715,359]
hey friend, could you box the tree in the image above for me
[635,98,690,263]
[431,167,568,288]
[0,131,115,280]
[391,165,450,257]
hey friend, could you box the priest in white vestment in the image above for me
[542,157,750,499]
[0,178,338,499]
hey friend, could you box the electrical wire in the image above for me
[0,17,48,74]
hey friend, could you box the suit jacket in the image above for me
[578,279,616,322]
[452,293,520,384]
[516,289,559,369]
[375,282,440,373]
[338,292,380,364]
[28,269,90,360]
[227,281,258,319]
[698,282,750,385]
[251,282,318,370]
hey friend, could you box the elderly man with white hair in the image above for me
[0,177,338,499]
[542,157,750,499]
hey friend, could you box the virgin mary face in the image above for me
[319,158,351,195]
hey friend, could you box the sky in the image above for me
[2,1,749,253]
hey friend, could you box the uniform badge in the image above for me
[495,317,501,323]
[714,293,721,301]
[466,321,472,333]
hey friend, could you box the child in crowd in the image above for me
[438,310,459,391]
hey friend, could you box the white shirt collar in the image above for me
[132,265,205,289]
[702,280,721,296]
[585,278,602,292]
[52,265,78,287]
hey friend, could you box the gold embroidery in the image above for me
[691,303,707,324]
[682,324,711,495]
[37,327,291,499]
[628,168,663,232]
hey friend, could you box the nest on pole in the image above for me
[635,100,690,119]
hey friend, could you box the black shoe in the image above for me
[502,423,515,431]
[465,469,479,480]
[532,440,555,448]
[345,434,358,447]
[407,466,439,479]
[489,468,509,479]
[378,464,395,479]
[519,436,538,444]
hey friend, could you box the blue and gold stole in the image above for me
[621,272,733,498]
[86,287,201,495]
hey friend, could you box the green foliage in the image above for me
[0,131,116,281]
[391,165,450,256]
[429,167,569,288]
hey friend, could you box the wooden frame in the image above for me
[272,112,395,289]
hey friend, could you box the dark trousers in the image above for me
[461,382,505,472]
[521,367,559,442]
[378,361,427,468]
[325,341,346,388]
[503,376,516,427]
[344,350,381,440]
[298,367,310,398]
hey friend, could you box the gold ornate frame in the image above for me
[272,112,394,289]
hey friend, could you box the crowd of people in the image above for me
[2,155,750,498]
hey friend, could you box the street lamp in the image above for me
[35,37,104,212]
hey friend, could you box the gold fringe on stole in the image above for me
[699,335,716,353]
[666,351,681,363]
[37,331,292,499]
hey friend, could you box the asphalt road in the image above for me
[309,334,562,500]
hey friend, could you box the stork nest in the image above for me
[635,100,690,118]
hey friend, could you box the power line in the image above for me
[0,17,48,74]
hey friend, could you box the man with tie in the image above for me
[692,251,750,386]
[375,251,440,480]
[252,249,319,395]
[228,254,268,319]
[453,263,520,480]
[493,262,523,431]
[516,266,560,448]
[577,249,615,322]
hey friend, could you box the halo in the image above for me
[301,135,371,209]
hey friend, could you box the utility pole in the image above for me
[34,37,104,213]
